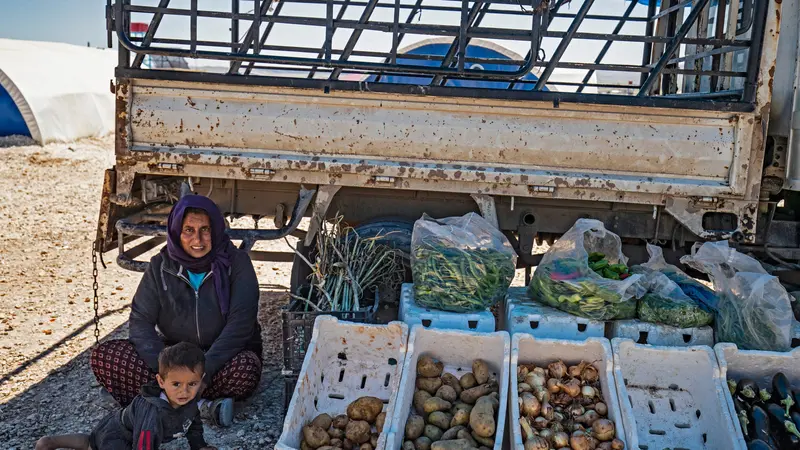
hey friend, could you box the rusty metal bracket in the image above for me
[664,197,757,243]
[471,193,499,229]
[305,185,342,246]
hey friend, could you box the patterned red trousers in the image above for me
[90,339,262,406]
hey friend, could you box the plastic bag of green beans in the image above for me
[411,213,517,313]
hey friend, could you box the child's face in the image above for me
[156,365,204,408]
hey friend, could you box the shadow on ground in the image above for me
[0,289,289,450]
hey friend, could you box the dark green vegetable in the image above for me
[747,439,776,450]
[738,379,760,402]
[794,391,800,415]
[736,397,753,438]
[766,403,800,441]
[761,389,773,403]
[752,405,777,449]
[772,373,795,417]
[637,291,714,328]
[413,246,515,313]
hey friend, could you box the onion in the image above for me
[520,416,535,441]
[533,416,549,430]
[552,431,570,448]
[560,378,581,397]
[577,410,600,426]
[611,438,625,450]
[569,364,583,378]
[572,423,586,433]
[539,428,553,441]
[581,385,597,399]
[547,378,561,394]
[581,365,599,383]
[518,365,529,380]
[550,422,564,434]
[553,411,565,423]
[533,367,546,377]
[595,402,608,416]
[592,418,616,442]
[521,392,541,417]
[597,443,613,450]
[533,387,550,404]
[548,360,567,379]
[541,402,555,420]
[526,372,546,388]
[524,436,549,450]
[518,382,533,393]
[570,431,592,450]
[567,403,585,418]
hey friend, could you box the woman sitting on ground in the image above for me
[90,195,262,427]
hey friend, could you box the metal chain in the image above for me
[92,240,101,344]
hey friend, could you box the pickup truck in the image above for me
[97,0,799,290]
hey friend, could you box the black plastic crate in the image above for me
[281,290,379,375]
[283,373,298,412]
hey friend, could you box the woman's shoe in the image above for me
[199,398,234,427]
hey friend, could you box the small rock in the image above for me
[236,429,245,438]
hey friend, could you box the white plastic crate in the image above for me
[277,316,410,450]
[505,286,605,340]
[611,338,742,450]
[610,319,714,347]
[715,343,800,448]
[386,325,510,450]
[509,334,628,449]
[399,283,496,332]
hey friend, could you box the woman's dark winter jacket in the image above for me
[129,247,262,381]
[89,384,206,450]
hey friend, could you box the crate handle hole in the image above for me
[384,373,391,387]
[675,423,691,429]
[669,384,679,391]
[321,374,325,383]
[695,409,701,419]
[792,338,800,348]
[648,429,666,436]
[360,375,367,389]
[329,393,345,400]
[577,323,587,332]
[682,334,692,343]
[637,331,649,344]
[314,396,319,409]
[422,319,432,327]
[648,401,655,414]
[468,320,478,329]
[639,447,648,450]
[628,395,633,407]
[339,369,345,383]
[388,358,397,366]
[702,433,707,443]
[624,378,629,386]
[669,398,676,411]
[529,321,540,329]
[338,352,348,361]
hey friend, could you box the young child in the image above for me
[36,342,216,450]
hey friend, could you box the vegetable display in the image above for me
[516,359,624,450]
[728,372,800,449]
[300,396,387,449]
[411,213,516,313]
[682,241,793,351]
[404,356,500,450]
[528,219,645,321]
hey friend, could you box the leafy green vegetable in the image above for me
[637,292,714,328]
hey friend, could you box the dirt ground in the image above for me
[0,135,296,449]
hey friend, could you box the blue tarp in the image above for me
[0,84,30,137]
[365,42,546,90]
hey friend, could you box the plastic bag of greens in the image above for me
[635,270,714,328]
[681,241,793,351]
[528,219,646,320]
[411,213,517,313]
[640,244,720,310]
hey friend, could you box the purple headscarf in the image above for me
[165,195,234,316]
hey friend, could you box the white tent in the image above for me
[0,38,116,144]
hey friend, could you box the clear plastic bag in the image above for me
[681,241,793,351]
[411,213,517,313]
[638,244,720,311]
[528,219,646,320]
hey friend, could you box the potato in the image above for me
[460,373,477,390]
[452,402,473,414]
[332,414,349,429]
[370,433,379,448]
[472,360,490,385]
[312,413,333,431]
[345,420,371,444]
[484,393,499,412]
[469,397,496,438]
[330,438,343,448]
[471,431,495,447]
[304,425,331,448]
[375,412,387,433]
[360,444,373,450]
[430,439,476,450]
[436,385,458,403]
[343,439,354,449]
[405,414,425,440]
[317,447,336,450]
[428,411,452,430]
[301,441,313,450]
[403,441,416,450]
[441,425,466,441]
[414,436,432,450]
[424,424,444,442]
[414,390,433,414]
[456,429,478,447]
[416,377,443,395]
[423,397,452,414]
[417,355,444,378]
[328,427,345,439]
[441,373,463,397]
[347,397,384,423]
[450,407,470,427]
[460,384,494,404]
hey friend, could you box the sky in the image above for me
[0,1,109,48]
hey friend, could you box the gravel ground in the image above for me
[0,135,295,449]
